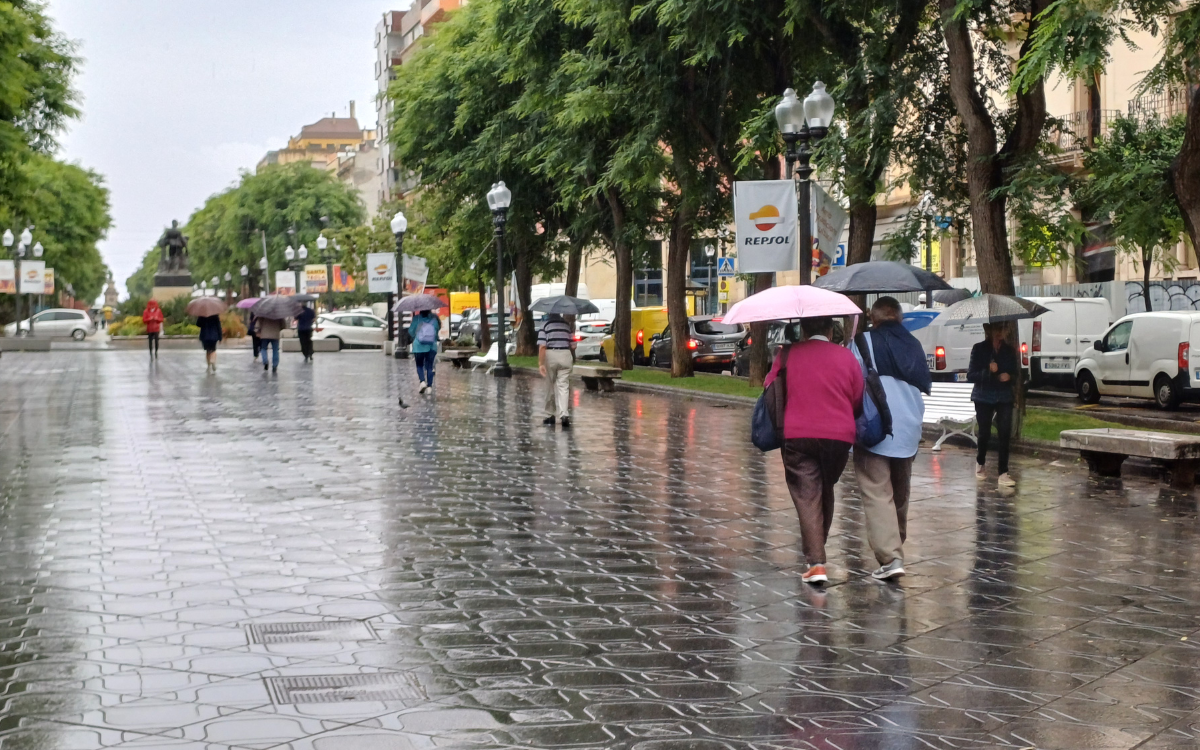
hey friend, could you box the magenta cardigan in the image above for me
[764,339,864,444]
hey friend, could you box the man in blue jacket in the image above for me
[852,297,931,581]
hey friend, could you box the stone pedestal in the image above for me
[152,272,192,302]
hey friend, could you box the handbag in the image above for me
[751,344,791,452]
[854,333,893,448]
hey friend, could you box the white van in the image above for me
[1074,311,1200,409]
[1017,297,1112,387]
[905,311,991,382]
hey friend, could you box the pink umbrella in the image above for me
[236,297,260,309]
[723,285,862,325]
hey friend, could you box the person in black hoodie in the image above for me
[967,323,1019,486]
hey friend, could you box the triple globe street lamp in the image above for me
[486,181,512,378]
[3,227,43,335]
[390,210,408,359]
[284,244,308,295]
[775,82,836,285]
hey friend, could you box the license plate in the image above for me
[954,373,967,382]
[926,354,934,369]
[1041,359,1071,371]
[713,343,736,352]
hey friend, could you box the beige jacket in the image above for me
[255,318,283,340]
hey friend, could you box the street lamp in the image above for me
[917,190,936,308]
[240,264,250,301]
[390,210,409,359]
[775,82,836,285]
[316,233,336,315]
[259,256,269,295]
[224,271,232,300]
[486,181,512,378]
[704,245,716,315]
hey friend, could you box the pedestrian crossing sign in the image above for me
[717,257,736,276]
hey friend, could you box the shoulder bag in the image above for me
[854,333,893,448]
[751,344,791,452]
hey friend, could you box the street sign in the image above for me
[717,257,735,276]
[718,277,730,303]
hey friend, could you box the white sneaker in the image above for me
[998,473,1016,487]
[418,382,427,394]
[871,559,906,580]
[975,464,985,478]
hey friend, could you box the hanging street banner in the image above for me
[19,260,44,294]
[733,180,798,273]
[366,253,396,294]
[43,268,55,295]
[275,271,296,296]
[0,260,14,294]
[331,264,356,292]
[402,254,428,295]
[304,265,328,294]
[813,184,848,278]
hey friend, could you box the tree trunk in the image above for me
[607,188,634,371]
[747,272,774,387]
[845,199,877,266]
[1144,251,1154,312]
[514,242,536,356]
[476,275,491,351]
[1171,85,1200,250]
[564,240,582,297]
[667,204,695,378]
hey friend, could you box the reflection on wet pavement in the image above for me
[0,350,1198,749]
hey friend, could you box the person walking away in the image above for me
[296,304,316,362]
[249,313,261,359]
[142,300,164,359]
[102,305,113,329]
[197,314,223,374]
[968,323,1019,486]
[256,316,282,373]
[765,316,864,584]
[409,309,439,393]
[538,313,575,428]
[851,297,931,581]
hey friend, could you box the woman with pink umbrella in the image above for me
[725,286,864,585]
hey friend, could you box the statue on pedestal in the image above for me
[157,220,190,274]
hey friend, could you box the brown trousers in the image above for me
[853,449,913,566]
[781,438,852,565]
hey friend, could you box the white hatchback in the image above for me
[4,308,94,340]
[574,320,610,360]
[312,312,386,349]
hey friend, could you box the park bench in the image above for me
[923,382,978,452]
[1061,428,1200,490]
[438,348,475,369]
[573,364,621,392]
[469,343,499,372]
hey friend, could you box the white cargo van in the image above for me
[1017,297,1112,387]
[1074,311,1200,409]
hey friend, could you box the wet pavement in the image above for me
[1,349,1199,749]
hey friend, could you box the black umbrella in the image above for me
[293,294,319,303]
[814,261,954,294]
[933,288,974,305]
[250,295,304,320]
[529,295,600,316]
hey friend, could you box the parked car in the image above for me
[311,312,386,349]
[647,316,746,371]
[1016,297,1112,387]
[459,312,512,347]
[575,320,610,360]
[4,309,94,340]
[449,313,464,339]
[599,306,669,365]
[731,322,793,377]
[1074,311,1200,409]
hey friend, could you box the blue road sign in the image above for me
[717,257,736,276]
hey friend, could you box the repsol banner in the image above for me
[733,180,798,273]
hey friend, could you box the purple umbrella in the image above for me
[236,297,260,309]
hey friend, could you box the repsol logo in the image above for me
[743,236,792,245]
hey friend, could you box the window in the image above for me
[1104,320,1133,351]
[694,320,741,335]
[360,317,383,328]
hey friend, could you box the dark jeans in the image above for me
[260,339,279,369]
[299,330,313,359]
[975,401,1013,474]
[781,438,852,565]
[252,335,261,357]
[147,332,159,356]
[414,350,435,387]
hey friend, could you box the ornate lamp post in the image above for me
[14,227,35,334]
[775,82,836,285]
[31,240,44,317]
[259,256,269,295]
[390,210,409,359]
[486,181,512,378]
[224,271,232,301]
[316,234,336,314]
[285,244,307,295]
[704,244,716,315]
[1,229,12,331]
[240,264,249,299]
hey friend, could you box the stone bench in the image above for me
[1060,428,1200,490]
[438,349,476,369]
[281,338,340,353]
[573,364,621,392]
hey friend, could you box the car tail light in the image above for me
[935,346,946,371]
[315,326,324,333]
[1021,341,1029,366]
[745,336,753,346]
[1032,321,1042,352]
[572,334,584,342]
[687,339,699,350]
[1180,342,1190,370]
[636,329,644,346]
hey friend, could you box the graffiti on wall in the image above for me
[1126,280,1200,312]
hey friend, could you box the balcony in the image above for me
[1128,87,1192,121]
[1046,109,1121,165]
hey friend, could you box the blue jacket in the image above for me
[197,315,223,344]
[968,340,1018,404]
[408,313,439,353]
[296,308,315,332]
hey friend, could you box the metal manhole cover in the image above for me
[247,621,378,644]
[265,673,425,704]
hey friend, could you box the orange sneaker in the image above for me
[802,564,828,585]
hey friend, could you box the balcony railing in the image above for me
[1128,87,1192,121]
[1046,109,1121,157]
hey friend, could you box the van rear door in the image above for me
[1035,301,1076,375]
[1127,315,1180,398]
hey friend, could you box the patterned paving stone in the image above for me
[1,349,1199,748]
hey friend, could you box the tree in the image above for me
[1081,115,1186,311]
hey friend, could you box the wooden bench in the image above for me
[923,382,977,451]
[1061,428,1200,490]
[573,364,621,392]
[438,349,476,369]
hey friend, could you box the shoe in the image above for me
[542,417,556,426]
[975,463,985,478]
[418,382,427,394]
[801,564,828,585]
[272,366,277,373]
[998,473,1016,487]
[871,559,906,580]
[560,417,571,428]
[263,362,268,371]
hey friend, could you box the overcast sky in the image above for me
[50,0,409,298]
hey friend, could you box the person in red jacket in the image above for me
[142,299,164,359]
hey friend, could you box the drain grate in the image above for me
[247,621,378,644]
[265,673,425,704]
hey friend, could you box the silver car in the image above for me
[574,320,610,360]
[4,308,94,340]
